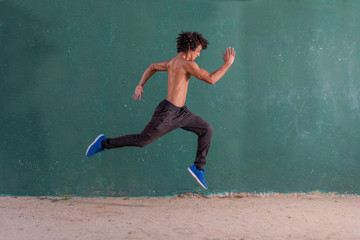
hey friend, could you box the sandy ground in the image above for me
[1,193,360,240]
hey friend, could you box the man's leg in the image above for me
[101,100,178,149]
[180,107,213,189]
[180,107,214,170]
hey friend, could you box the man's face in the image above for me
[189,45,202,61]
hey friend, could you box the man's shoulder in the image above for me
[170,55,184,62]
[171,57,196,66]
[169,56,187,67]
[182,60,198,71]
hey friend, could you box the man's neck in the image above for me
[178,52,192,61]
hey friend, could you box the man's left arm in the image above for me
[185,47,235,85]
[133,61,168,100]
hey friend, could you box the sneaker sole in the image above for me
[86,134,104,158]
[187,167,208,189]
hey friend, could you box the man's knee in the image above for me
[205,123,214,136]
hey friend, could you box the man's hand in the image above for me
[132,85,144,100]
[223,47,235,65]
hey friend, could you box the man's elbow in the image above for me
[148,63,157,73]
[149,63,155,71]
[207,75,216,85]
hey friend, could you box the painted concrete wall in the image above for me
[1,0,360,196]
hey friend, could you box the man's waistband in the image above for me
[160,99,184,111]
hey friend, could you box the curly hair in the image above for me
[176,32,209,53]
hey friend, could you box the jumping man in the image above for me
[86,32,235,189]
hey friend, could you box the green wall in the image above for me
[1,0,360,196]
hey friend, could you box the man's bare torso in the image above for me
[166,55,192,107]
[132,45,234,106]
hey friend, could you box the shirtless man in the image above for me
[86,32,235,189]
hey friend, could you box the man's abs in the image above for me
[166,83,188,107]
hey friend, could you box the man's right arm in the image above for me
[133,61,169,100]
[186,47,235,85]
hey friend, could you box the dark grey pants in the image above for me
[101,99,213,170]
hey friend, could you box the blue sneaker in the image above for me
[187,164,208,189]
[86,134,106,158]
